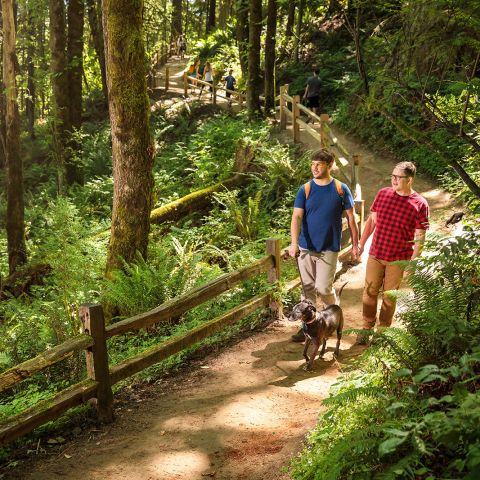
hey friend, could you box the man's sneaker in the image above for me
[291,329,305,342]
[354,334,369,346]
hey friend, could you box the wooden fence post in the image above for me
[212,82,217,105]
[292,95,300,143]
[79,304,114,424]
[165,66,170,92]
[183,73,188,97]
[357,199,365,238]
[279,85,287,130]
[320,114,330,148]
[266,238,282,320]
[238,92,244,108]
[352,154,361,198]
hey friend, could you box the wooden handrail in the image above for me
[105,255,274,338]
[0,335,94,394]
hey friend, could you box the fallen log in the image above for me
[150,174,249,224]
[0,263,52,301]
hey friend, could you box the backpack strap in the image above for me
[304,178,345,207]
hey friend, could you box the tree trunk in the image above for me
[103,0,155,277]
[207,0,216,32]
[353,8,369,95]
[49,0,70,191]
[26,10,36,140]
[285,0,295,39]
[236,0,249,78]
[66,0,84,185]
[294,0,305,61]
[2,0,27,273]
[247,0,262,114]
[218,0,232,28]
[264,0,277,113]
[85,0,108,103]
[171,0,182,41]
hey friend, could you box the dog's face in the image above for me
[288,299,317,323]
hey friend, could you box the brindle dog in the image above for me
[288,283,347,371]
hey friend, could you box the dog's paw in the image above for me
[303,363,313,372]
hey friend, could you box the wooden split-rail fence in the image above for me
[0,239,290,447]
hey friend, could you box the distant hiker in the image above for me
[224,69,236,106]
[356,161,430,345]
[186,59,200,91]
[288,149,359,343]
[303,68,321,122]
[199,61,214,98]
[177,35,186,59]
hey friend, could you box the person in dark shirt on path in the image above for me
[224,69,236,107]
[303,68,321,122]
[356,161,430,345]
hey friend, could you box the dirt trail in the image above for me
[3,58,461,480]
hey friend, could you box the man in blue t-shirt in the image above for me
[288,149,359,342]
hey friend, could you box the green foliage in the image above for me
[290,230,480,479]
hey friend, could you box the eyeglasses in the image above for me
[391,174,409,181]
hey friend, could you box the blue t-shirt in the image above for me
[293,179,354,252]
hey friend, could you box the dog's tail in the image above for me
[336,282,348,305]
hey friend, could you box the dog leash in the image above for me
[294,251,308,300]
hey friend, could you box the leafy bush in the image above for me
[290,229,480,479]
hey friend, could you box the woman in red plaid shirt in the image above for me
[356,161,429,345]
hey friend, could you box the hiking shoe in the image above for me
[354,334,369,346]
[291,329,305,342]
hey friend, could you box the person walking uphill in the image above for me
[288,149,359,342]
[356,161,430,345]
[303,68,321,121]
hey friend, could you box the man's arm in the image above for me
[411,229,426,260]
[345,208,359,260]
[288,207,304,257]
[359,213,377,255]
[303,84,309,100]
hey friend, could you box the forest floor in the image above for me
[2,57,462,480]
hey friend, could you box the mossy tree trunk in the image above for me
[247,0,262,115]
[236,0,249,78]
[2,0,27,273]
[264,0,277,113]
[66,0,84,185]
[103,0,155,278]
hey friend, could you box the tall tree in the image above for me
[2,0,27,273]
[285,0,295,39]
[207,0,216,32]
[25,10,36,139]
[264,0,277,112]
[86,0,108,102]
[103,0,155,277]
[246,0,262,114]
[49,0,70,190]
[66,0,85,185]
[235,0,249,77]
[293,0,305,61]
[171,0,182,41]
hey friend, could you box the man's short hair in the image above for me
[312,149,334,164]
[395,161,416,177]
[314,68,320,75]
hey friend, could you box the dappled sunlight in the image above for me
[417,187,452,210]
[149,450,211,478]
